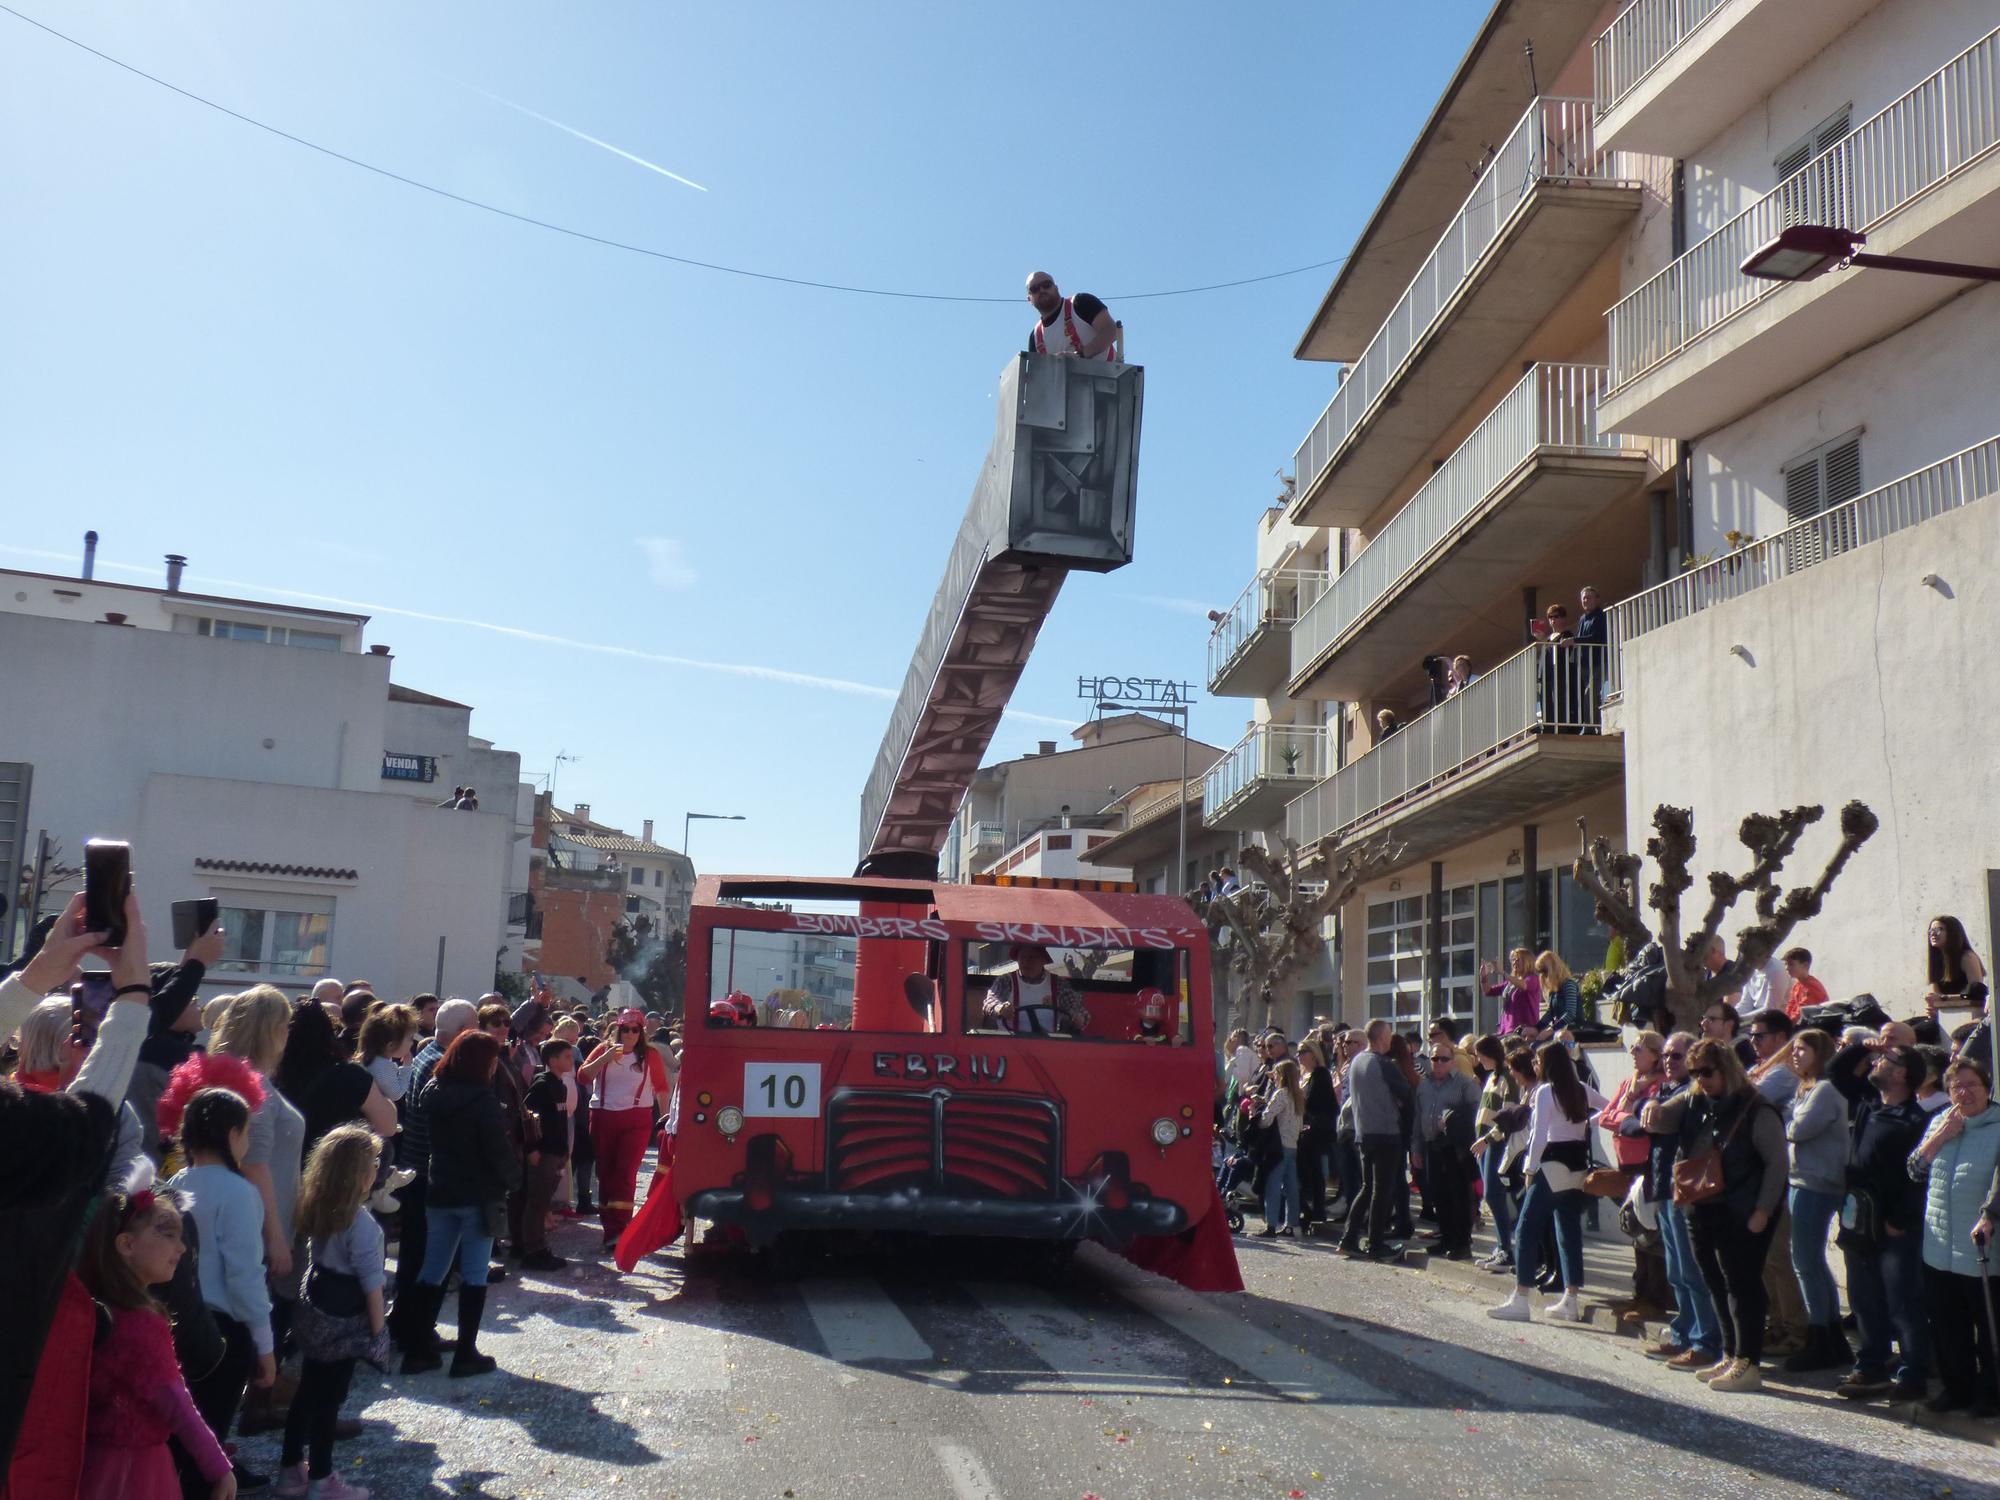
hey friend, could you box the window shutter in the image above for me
[1783,455,1824,523]
[1776,106,1853,226]
[1822,437,1864,556]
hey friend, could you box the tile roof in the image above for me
[195,857,359,881]
[559,832,687,859]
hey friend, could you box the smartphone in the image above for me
[84,839,132,947]
[171,897,221,950]
[75,971,117,1019]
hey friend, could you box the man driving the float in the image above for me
[982,943,1091,1036]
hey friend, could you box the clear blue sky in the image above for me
[2,0,1489,875]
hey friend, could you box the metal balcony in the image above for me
[1206,567,1327,698]
[1608,435,2000,696]
[1592,0,1879,158]
[1204,724,1330,833]
[859,354,1143,872]
[1288,97,1641,529]
[1285,643,1623,868]
[1602,26,2000,437]
[1290,364,1653,702]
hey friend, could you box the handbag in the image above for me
[1836,1182,1882,1250]
[1584,1168,1632,1199]
[1672,1097,1754,1207]
[296,1265,385,1366]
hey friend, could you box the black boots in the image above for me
[449,1284,498,1378]
[1781,1322,1853,1374]
[399,1283,446,1375]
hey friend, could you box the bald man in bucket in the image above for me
[1025,272,1120,361]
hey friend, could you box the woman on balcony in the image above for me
[1481,949,1542,1036]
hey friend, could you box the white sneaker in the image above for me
[1545,1291,1583,1322]
[1487,1289,1531,1322]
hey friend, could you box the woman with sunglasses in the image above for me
[577,1007,673,1249]
[1674,1038,1787,1392]
[1489,1040,1605,1322]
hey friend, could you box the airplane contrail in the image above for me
[0,546,1080,729]
[461,81,708,193]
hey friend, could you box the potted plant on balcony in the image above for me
[1280,741,1304,777]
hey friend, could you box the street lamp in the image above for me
[1740,224,2000,285]
[683,812,745,865]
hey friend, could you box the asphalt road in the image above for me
[236,1213,2000,1500]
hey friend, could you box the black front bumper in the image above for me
[686,1184,1187,1243]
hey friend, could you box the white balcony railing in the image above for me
[1285,643,1611,849]
[1608,25,2000,390]
[1292,97,1624,507]
[1205,724,1329,816]
[1207,567,1327,687]
[1292,364,1619,674]
[1592,0,1732,117]
[1608,435,2000,696]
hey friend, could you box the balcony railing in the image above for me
[1293,364,1618,671]
[1608,25,2000,390]
[1592,0,1731,117]
[1292,97,1622,507]
[1207,567,1327,687]
[1608,435,2000,695]
[1205,724,1329,815]
[1285,643,1611,849]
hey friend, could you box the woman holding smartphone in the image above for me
[577,1008,672,1249]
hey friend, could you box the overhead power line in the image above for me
[2,3,1366,305]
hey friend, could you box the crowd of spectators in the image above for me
[0,843,683,1499]
[1217,916,2000,1418]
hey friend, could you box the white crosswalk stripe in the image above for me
[927,1438,1002,1500]
[1314,1311,1608,1412]
[963,1280,1200,1396]
[799,1276,937,1362]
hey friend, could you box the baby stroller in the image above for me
[1215,1142,1257,1233]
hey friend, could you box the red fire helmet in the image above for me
[1136,988,1168,1021]
[707,1001,739,1027]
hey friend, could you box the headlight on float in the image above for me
[716,1105,744,1136]
[1150,1117,1178,1148]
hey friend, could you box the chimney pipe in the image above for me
[642,819,654,844]
[367,643,392,657]
[575,803,590,822]
[82,531,98,580]
[165,554,187,593]
[1037,740,1057,756]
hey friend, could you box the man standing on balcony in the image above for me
[1025,272,1120,361]
[1575,586,1609,647]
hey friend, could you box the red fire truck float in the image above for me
[615,351,1237,1288]
[620,872,1240,1291]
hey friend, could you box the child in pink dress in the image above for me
[76,1185,236,1500]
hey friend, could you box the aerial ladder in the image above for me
[856,352,1144,880]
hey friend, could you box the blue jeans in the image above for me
[1265,1147,1300,1230]
[1513,1170,1585,1291]
[1658,1199,1721,1355]
[1480,1148,1518,1258]
[1789,1186,1842,1329]
[1844,1228,1929,1384]
[419,1204,494,1287]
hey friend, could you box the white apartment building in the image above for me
[1594,0,2000,997]
[1213,0,1677,1033]
[0,549,534,1001]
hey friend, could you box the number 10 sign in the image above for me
[743,1062,821,1117]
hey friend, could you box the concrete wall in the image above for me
[1619,495,2000,1003]
[1689,283,2000,553]
[137,772,511,1001]
[1685,0,1996,236]
[0,612,393,846]
[0,567,365,646]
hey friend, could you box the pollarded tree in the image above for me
[1570,800,1879,1031]
[1194,833,1404,1036]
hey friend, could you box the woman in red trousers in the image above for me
[577,1008,671,1249]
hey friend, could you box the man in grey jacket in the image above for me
[1338,1019,1414,1261]
[1414,1041,1482,1260]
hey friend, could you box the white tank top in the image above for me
[592,1050,656,1112]
[1030,298,1116,361]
